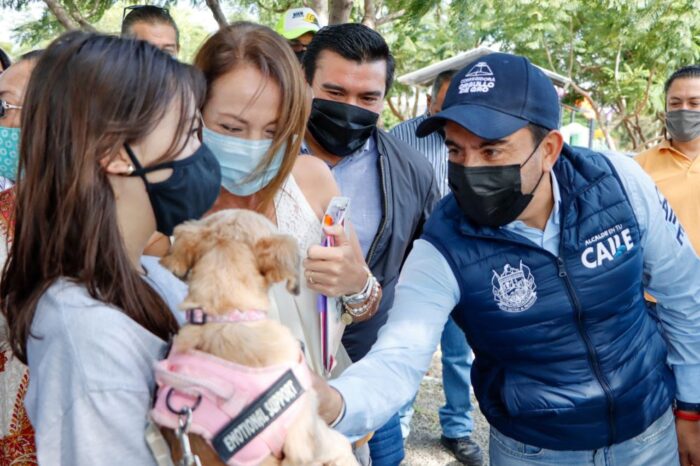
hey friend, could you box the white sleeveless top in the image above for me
[269,175,350,377]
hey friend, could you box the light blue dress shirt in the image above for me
[330,152,700,438]
[326,137,382,257]
[504,170,561,255]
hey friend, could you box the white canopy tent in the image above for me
[397,46,570,88]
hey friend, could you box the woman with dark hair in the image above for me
[195,22,381,378]
[1,31,220,464]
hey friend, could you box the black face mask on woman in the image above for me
[448,141,545,228]
[307,98,379,157]
[125,143,221,236]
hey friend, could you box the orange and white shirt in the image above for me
[636,140,700,255]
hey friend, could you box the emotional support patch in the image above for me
[212,369,304,461]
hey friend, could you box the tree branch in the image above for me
[376,9,405,26]
[255,0,293,13]
[206,0,228,29]
[63,0,97,30]
[309,0,328,25]
[387,97,406,122]
[633,67,656,116]
[329,0,352,24]
[570,81,617,151]
[361,0,375,28]
[411,88,420,119]
[567,16,575,80]
[541,32,557,74]
[43,0,79,30]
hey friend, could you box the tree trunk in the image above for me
[411,88,420,118]
[42,0,96,31]
[328,0,353,24]
[571,82,617,151]
[205,0,228,29]
[387,97,406,122]
[43,0,79,30]
[310,0,329,25]
[361,0,375,28]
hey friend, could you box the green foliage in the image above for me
[435,0,699,150]
[4,0,700,150]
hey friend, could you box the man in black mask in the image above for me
[301,23,439,466]
[314,53,700,465]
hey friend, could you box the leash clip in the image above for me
[175,407,202,466]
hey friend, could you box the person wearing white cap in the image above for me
[275,7,322,62]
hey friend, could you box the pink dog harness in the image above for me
[150,311,313,466]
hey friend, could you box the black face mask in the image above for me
[448,142,545,228]
[294,50,305,63]
[307,98,379,157]
[125,143,222,236]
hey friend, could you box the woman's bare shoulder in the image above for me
[292,156,340,218]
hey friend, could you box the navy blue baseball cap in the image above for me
[416,53,560,140]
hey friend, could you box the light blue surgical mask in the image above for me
[202,127,286,196]
[0,126,20,182]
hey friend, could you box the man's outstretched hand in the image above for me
[677,417,700,466]
[310,371,344,425]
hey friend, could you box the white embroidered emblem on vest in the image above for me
[491,261,537,313]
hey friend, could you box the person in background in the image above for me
[314,52,700,466]
[121,5,180,57]
[2,32,220,464]
[121,5,183,255]
[637,65,700,258]
[390,69,482,466]
[0,50,41,191]
[275,7,321,63]
[0,48,10,74]
[302,23,440,466]
[0,49,42,466]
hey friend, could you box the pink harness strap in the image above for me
[151,349,312,466]
[185,308,267,325]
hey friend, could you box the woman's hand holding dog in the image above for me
[304,224,367,298]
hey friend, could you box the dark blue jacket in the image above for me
[422,145,674,450]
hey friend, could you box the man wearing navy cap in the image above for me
[314,53,700,465]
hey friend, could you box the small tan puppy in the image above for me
[155,209,357,466]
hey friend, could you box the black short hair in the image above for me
[664,65,700,94]
[0,48,10,71]
[121,5,179,47]
[302,23,395,94]
[431,70,457,100]
[528,123,551,146]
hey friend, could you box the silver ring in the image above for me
[308,272,315,285]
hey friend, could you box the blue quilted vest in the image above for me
[422,145,674,450]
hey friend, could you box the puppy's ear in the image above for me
[254,234,301,295]
[160,221,205,279]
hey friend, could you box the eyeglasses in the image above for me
[122,4,171,21]
[0,99,22,119]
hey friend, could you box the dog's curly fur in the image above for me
[159,209,357,466]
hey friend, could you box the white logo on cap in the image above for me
[459,62,496,94]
